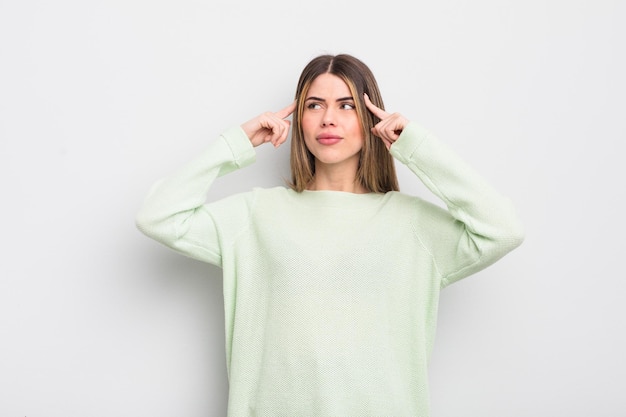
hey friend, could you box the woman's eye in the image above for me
[307,103,322,110]
[340,103,356,110]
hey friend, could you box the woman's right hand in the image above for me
[241,102,296,148]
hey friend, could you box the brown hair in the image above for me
[289,54,399,193]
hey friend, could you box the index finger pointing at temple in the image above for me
[276,101,296,119]
[363,93,389,120]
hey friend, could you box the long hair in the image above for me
[289,54,399,193]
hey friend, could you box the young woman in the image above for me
[136,54,524,416]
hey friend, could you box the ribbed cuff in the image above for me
[221,126,256,169]
[389,122,431,164]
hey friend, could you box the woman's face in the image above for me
[301,73,364,171]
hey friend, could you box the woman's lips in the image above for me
[317,134,342,145]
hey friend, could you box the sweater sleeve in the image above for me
[135,126,256,267]
[389,122,525,288]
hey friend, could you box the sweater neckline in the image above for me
[287,188,387,208]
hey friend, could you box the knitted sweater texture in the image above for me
[136,122,524,416]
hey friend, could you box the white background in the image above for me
[1,0,624,416]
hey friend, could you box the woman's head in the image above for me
[290,54,399,193]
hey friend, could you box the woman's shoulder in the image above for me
[249,186,295,206]
[385,191,450,219]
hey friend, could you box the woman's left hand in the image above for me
[364,93,409,150]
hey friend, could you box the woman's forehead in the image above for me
[307,73,352,98]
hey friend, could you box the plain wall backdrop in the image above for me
[1,0,624,416]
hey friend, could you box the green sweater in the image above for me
[136,122,524,416]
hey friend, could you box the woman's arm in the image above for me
[136,103,295,266]
[135,127,256,266]
[390,122,525,287]
[365,94,524,287]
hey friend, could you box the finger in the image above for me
[274,120,291,147]
[363,93,389,120]
[267,116,289,147]
[275,101,296,120]
[268,123,284,146]
[271,105,293,146]
[256,116,279,144]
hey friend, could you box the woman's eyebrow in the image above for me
[305,96,354,102]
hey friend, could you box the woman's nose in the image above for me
[321,109,336,126]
